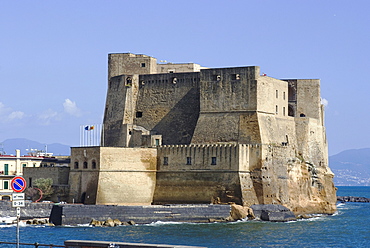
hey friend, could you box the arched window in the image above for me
[126,77,132,87]
[74,161,79,169]
[83,161,88,169]
[92,161,97,169]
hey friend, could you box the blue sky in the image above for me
[0,0,369,155]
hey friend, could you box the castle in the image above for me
[69,53,337,215]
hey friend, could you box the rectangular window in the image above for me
[186,157,192,165]
[283,91,286,100]
[211,157,217,165]
[155,139,160,146]
[163,157,168,165]
[136,111,143,118]
[231,74,240,80]
[29,178,32,187]
[276,90,278,98]
[283,107,286,116]
[212,75,221,81]
[276,105,278,114]
[4,164,8,175]
[141,63,146,67]
[4,180,9,190]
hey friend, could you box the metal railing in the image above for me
[0,241,65,247]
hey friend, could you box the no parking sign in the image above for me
[11,176,27,193]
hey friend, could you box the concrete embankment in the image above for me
[0,201,53,219]
[50,204,232,226]
[65,240,205,248]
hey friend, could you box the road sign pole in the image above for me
[11,177,26,248]
[16,207,20,248]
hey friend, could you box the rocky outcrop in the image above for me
[228,203,255,221]
[89,218,135,227]
[337,196,370,203]
[251,204,296,222]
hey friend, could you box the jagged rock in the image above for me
[38,219,48,224]
[104,218,115,227]
[229,203,255,221]
[128,220,136,225]
[251,204,296,222]
[90,219,102,226]
[113,219,122,226]
[337,196,370,203]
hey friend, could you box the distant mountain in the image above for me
[329,148,370,186]
[0,138,70,156]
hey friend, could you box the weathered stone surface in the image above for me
[49,204,232,226]
[90,219,102,226]
[337,196,370,203]
[229,203,255,221]
[104,218,115,227]
[113,219,122,226]
[0,201,53,219]
[251,204,296,222]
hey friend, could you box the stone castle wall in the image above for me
[135,73,200,145]
[69,147,157,205]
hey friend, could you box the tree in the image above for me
[33,178,54,200]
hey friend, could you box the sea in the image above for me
[1,186,369,248]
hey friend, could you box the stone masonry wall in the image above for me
[134,73,200,145]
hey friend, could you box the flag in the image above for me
[85,125,94,131]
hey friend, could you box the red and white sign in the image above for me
[11,176,27,193]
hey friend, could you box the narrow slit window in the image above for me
[163,157,168,165]
[211,157,217,165]
[186,157,192,165]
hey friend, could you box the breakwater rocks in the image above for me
[251,204,297,222]
[337,196,370,203]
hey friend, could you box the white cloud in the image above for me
[38,109,59,125]
[8,111,25,120]
[0,102,11,115]
[0,102,25,122]
[321,98,329,107]
[63,99,82,117]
